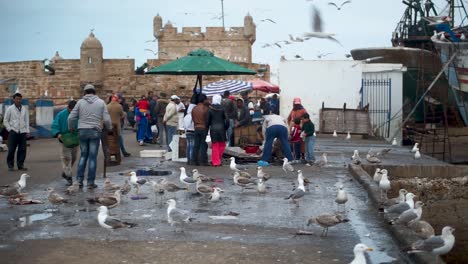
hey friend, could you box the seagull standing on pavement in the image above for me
[282,158,295,177]
[257,178,267,194]
[350,243,373,264]
[314,152,328,167]
[390,201,424,226]
[233,171,256,192]
[379,171,391,201]
[366,154,381,164]
[97,206,136,229]
[385,192,416,215]
[392,138,398,146]
[129,171,147,195]
[0,173,30,196]
[47,187,68,205]
[65,182,80,195]
[345,131,351,140]
[415,150,421,160]
[166,199,194,232]
[257,166,271,181]
[179,167,197,192]
[373,168,382,182]
[307,213,349,237]
[411,143,419,153]
[335,185,348,212]
[87,190,121,208]
[333,130,338,137]
[351,150,361,165]
[209,187,223,202]
[230,157,248,172]
[196,178,214,197]
[285,176,306,206]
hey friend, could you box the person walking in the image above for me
[68,84,111,189]
[301,113,316,166]
[207,94,228,167]
[163,95,180,152]
[183,104,196,165]
[257,114,294,167]
[191,94,210,166]
[154,92,168,144]
[51,100,79,186]
[107,95,130,157]
[3,92,29,171]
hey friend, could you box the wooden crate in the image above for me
[234,124,262,146]
[320,106,372,135]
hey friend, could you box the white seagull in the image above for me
[304,6,343,46]
[257,178,267,194]
[230,157,248,172]
[350,243,373,264]
[209,187,223,202]
[333,130,338,137]
[415,150,421,160]
[385,192,416,215]
[0,173,30,196]
[97,206,136,229]
[390,201,424,226]
[166,199,194,232]
[328,0,352,11]
[379,171,391,201]
[411,143,419,153]
[282,158,295,176]
[129,171,147,195]
[386,188,408,206]
[179,167,197,191]
[345,131,351,140]
[372,168,382,182]
[392,138,397,146]
[351,150,361,165]
[257,166,271,181]
[285,177,306,206]
[407,226,455,262]
[314,152,328,167]
[335,184,348,212]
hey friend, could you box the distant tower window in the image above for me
[88,57,92,64]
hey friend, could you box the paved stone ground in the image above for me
[0,131,433,264]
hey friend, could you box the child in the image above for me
[301,113,315,166]
[290,118,302,162]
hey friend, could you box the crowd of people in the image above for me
[2,84,315,189]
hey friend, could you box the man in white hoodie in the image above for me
[68,84,111,189]
[163,95,179,152]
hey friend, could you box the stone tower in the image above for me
[243,13,256,44]
[153,14,163,39]
[80,32,103,88]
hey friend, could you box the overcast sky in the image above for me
[0,0,452,81]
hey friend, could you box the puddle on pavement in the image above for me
[18,213,53,227]
[134,169,172,176]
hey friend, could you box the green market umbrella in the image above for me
[146,49,256,90]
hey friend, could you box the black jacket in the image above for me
[207,104,228,142]
[236,105,251,127]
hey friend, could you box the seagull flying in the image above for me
[328,1,352,11]
[97,206,136,229]
[307,213,349,237]
[304,6,343,46]
[261,18,276,24]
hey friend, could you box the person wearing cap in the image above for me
[68,84,111,189]
[107,95,130,157]
[163,95,180,151]
[235,97,251,128]
[51,100,78,186]
[3,92,29,171]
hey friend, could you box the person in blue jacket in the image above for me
[51,100,77,186]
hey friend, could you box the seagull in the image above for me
[192,169,214,182]
[196,178,214,197]
[46,187,68,204]
[129,171,147,195]
[368,148,391,157]
[257,178,267,194]
[351,150,361,165]
[160,178,188,194]
[304,6,343,46]
[328,1,352,11]
[407,226,455,262]
[0,173,30,196]
[104,178,121,193]
[379,171,391,201]
[392,138,398,146]
[179,167,197,192]
[257,166,271,181]
[366,154,381,164]
[390,201,424,226]
[411,143,419,153]
[65,182,80,195]
[408,220,435,239]
[274,42,282,48]
[350,243,373,264]
[345,131,351,140]
[233,171,256,192]
[386,188,408,206]
[295,55,304,60]
[209,187,223,202]
[230,157,248,172]
[97,206,136,229]
[333,130,338,137]
[373,168,382,182]
[87,190,121,208]
[166,199,194,232]
[317,52,332,59]
[415,150,421,160]
[307,213,349,237]
[261,18,276,24]
[385,192,416,215]
[461,33,466,41]
[314,152,328,167]
[285,178,306,206]
[335,185,348,212]
[282,158,295,176]
[120,179,131,196]
[150,180,166,204]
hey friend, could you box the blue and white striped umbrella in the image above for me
[200,80,253,96]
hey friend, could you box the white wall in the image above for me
[278,60,362,130]
[278,60,405,143]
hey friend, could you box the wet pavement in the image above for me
[0,133,427,263]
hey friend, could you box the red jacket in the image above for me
[290,124,302,143]
[136,100,150,111]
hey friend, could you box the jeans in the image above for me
[119,133,128,154]
[61,144,78,178]
[261,125,293,162]
[137,116,152,142]
[192,129,208,165]
[76,129,101,184]
[227,119,234,146]
[166,125,177,152]
[6,131,27,169]
[185,132,195,164]
[292,141,301,160]
[156,119,165,144]
[305,136,316,162]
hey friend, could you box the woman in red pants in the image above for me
[207,94,229,166]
